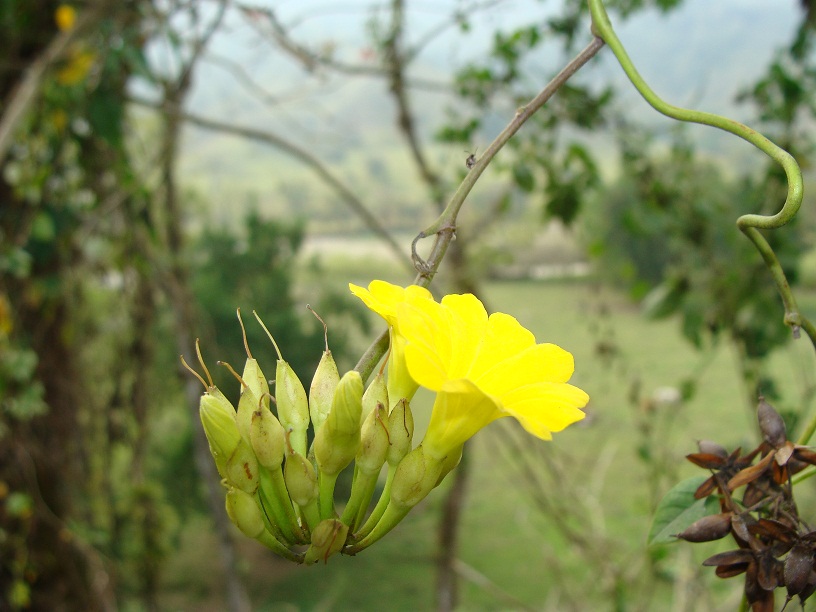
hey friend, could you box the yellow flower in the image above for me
[349,281,433,406]
[55,5,76,32]
[57,49,96,86]
[395,287,589,459]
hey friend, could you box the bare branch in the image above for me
[130,96,414,273]
[384,0,446,210]
[235,2,449,91]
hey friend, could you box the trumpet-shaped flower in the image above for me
[349,281,434,406]
[384,283,588,459]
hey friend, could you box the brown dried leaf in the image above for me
[785,543,815,597]
[750,519,796,544]
[704,549,754,567]
[728,452,775,490]
[687,452,726,469]
[793,447,816,465]
[743,483,767,508]
[756,552,780,591]
[772,461,789,485]
[694,476,718,500]
[745,562,775,610]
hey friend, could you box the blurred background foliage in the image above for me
[1,0,816,610]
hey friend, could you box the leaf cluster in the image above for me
[588,129,803,359]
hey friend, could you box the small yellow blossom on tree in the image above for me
[55,5,76,31]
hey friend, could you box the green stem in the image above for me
[256,529,303,563]
[354,463,397,539]
[258,466,301,544]
[792,465,816,486]
[340,466,381,531]
[318,470,339,521]
[344,501,410,555]
[798,415,816,446]
[587,0,815,351]
[268,466,308,543]
[299,497,321,534]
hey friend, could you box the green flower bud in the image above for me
[435,444,463,486]
[304,519,349,564]
[241,358,270,410]
[284,451,318,507]
[309,349,340,433]
[225,487,265,539]
[235,385,259,447]
[275,360,310,457]
[225,439,260,494]
[356,402,389,475]
[199,389,240,478]
[362,372,388,419]
[314,371,363,477]
[390,445,445,509]
[250,406,285,469]
[386,398,413,466]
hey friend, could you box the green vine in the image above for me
[587,0,815,443]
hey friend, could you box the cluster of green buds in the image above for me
[183,310,420,564]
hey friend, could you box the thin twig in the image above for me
[129,96,414,274]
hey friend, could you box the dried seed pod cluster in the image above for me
[678,398,816,610]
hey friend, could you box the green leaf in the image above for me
[512,164,535,192]
[647,475,720,546]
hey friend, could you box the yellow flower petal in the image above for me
[399,299,451,391]
[470,312,536,376]
[349,281,432,328]
[501,382,589,439]
[474,343,576,397]
[439,293,487,378]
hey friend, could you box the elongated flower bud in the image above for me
[225,487,265,539]
[275,360,310,457]
[314,371,363,477]
[250,406,285,469]
[356,402,389,475]
[284,451,318,507]
[199,389,240,478]
[235,385,259,447]
[435,444,463,486]
[241,358,270,407]
[387,398,413,466]
[309,349,340,433]
[390,445,444,509]
[225,439,260,494]
[304,519,349,564]
[362,372,388,419]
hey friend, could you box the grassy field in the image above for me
[160,275,816,611]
